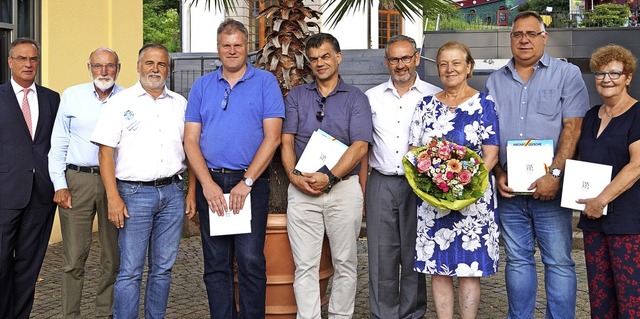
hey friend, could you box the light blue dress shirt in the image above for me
[485,52,589,170]
[48,82,123,191]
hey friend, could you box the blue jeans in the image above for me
[196,170,269,319]
[498,195,576,319]
[113,180,185,319]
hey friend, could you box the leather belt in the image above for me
[119,175,181,187]
[209,168,246,174]
[67,164,100,175]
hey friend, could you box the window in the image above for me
[378,5,402,48]
[248,0,278,51]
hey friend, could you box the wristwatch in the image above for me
[318,165,340,192]
[548,167,562,178]
[242,176,254,187]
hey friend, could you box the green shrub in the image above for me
[581,3,629,27]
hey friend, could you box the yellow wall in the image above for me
[41,0,143,92]
[40,0,143,243]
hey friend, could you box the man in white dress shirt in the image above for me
[364,35,440,319]
[48,47,122,318]
[91,43,195,319]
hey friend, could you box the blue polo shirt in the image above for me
[485,53,589,170]
[282,78,373,176]
[185,63,285,170]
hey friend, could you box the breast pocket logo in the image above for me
[123,110,140,131]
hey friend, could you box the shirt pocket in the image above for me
[535,89,561,117]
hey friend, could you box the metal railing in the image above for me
[168,51,258,98]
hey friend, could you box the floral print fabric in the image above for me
[409,92,500,277]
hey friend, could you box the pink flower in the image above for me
[458,170,472,185]
[438,146,451,160]
[447,159,462,173]
[417,160,431,173]
[446,171,454,180]
[453,145,467,159]
[433,173,445,184]
[438,181,450,192]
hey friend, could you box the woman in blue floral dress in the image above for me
[408,41,500,318]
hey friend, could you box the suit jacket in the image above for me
[0,81,60,209]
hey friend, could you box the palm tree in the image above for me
[191,0,447,95]
[188,0,447,214]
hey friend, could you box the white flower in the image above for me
[416,236,435,261]
[480,124,495,140]
[454,216,483,236]
[464,121,481,146]
[461,234,481,251]
[438,264,454,276]
[460,99,483,115]
[430,111,456,138]
[455,261,483,277]
[434,228,457,250]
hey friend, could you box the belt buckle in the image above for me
[89,167,100,174]
[156,178,170,187]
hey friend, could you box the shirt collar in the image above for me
[92,83,123,102]
[304,76,349,97]
[383,72,424,94]
[214,62,255,85]
[132,81,173,99]
[10,77,37,96]
[506,51,550,75]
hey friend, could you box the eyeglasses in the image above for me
[221,88,231,111]
[90,63,118,71]
[594,70,626,80]
[510,31,545,39]
[10,56,39,64]
[387,55,414,65]
[316,97,326,122]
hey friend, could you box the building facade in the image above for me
[181,0,424,52]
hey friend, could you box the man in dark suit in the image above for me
[0,37,60,318]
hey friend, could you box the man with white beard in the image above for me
[48,47,123,318]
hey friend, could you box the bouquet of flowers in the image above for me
[403,137,489,210]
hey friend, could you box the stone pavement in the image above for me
[32,234,590,318]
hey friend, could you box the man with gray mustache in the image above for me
[48,47,123,318]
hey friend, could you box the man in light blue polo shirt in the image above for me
[48,47,122,319]
[485,11,589,319]
[184,19,284,318]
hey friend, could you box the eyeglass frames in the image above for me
[510,31,545,40]
[594,70,626,80]
[221,88,231,111]
[387,54,415,65]
[316,97,326,122]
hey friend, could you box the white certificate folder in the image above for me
[506,139,554,193]
[294,129,348,173]
[209,194,252,236]
[561,159,612,215]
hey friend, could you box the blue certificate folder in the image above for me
[506,139,554,194]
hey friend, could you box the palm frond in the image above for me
[322,0,452,28]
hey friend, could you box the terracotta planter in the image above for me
[236,214,334,318]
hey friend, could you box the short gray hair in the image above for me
[217,19,248,43]
[385,35,418,56]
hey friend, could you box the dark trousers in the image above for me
[366,169,427,319]
[196,170,270,319]
[0,188,56,319]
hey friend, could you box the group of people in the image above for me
[0,10,638,319]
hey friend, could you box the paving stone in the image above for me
[32,234,591,318]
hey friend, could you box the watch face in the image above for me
[244,177,254,187]
[551,168,561,177]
